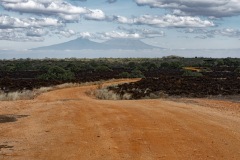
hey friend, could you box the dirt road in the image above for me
[1,79,240,160]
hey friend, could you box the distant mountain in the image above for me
[32,38,102,50]
[102,38,160,50]
[32,38,162,50]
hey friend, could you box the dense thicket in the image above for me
[0,57,239,95]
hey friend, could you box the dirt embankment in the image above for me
[0,79,240,160]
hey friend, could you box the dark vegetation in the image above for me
[0,56,240,98]
[0,145,13,151]
[0,115,28,123]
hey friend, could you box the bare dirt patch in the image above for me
[0,79,240,160]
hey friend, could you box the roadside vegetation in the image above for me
[0,57,240,100]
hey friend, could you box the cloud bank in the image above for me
[0,0,239,48]
[113,14,214,28]
[135,0,240,18]
[78,27,165,40]
[184,28,240,39]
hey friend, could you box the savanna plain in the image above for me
[0,57,240,160]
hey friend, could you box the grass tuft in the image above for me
[0,79,113,101]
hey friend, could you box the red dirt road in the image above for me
[0,79,240,160]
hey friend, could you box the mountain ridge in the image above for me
[31,38,162,50]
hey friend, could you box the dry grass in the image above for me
[0,79,111,101]
[144,91,168,99]
[88,86,169,100]
[0,90,35,101]
[87,84,132,100]
[94,88,122,100]
[0,79,139,101]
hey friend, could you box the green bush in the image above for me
[234,67,240,73]
[169,62,183,69]
[66,63,79,72]
[160,61,183,69]
[38,65,50,72]
[160,62,170,68]
[182,70,203,77]
[95,65,112,72]
[38,66,75,81]
[130,69,145,78]
[118,72,131,78]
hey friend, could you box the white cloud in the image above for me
[1,0,109,22]
[84,9,107,21]
[0,14,75,41]
[101,31,141,39]
[0,0,101,21]
[57,14,80,22]
[26,28,48,37]
[135,0,240,18]
[0,14,29,28]
[78,31,141,40]
[1,0,88,14]
[184,28,240,39]
[0,15,62,29]
[28,17,61,27]
[78,32,92,39]
[113,15,133,24]
[77,27,165,40]
[56,29,76,38]
[0,28,44,41]
[117,26,165,38]
[218,28,240,37]
[106,0,117,3]
[114,14,214,28]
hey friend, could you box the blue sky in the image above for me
[0,0,240,52]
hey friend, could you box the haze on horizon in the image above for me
[0,0,240,58]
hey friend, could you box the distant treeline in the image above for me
[0,57,240,81]
[1,57,240,71]
[0,57,240,92]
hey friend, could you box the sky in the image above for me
[0,0,240,53]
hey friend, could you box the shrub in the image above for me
[169,62,183,69]
[234,67,240,73]
[161,62,170,68]
[88,87,132,100]
[93,88,121,100]
[38,66,75,81]
[130,69,145,78]
[66,63,79,72]
[118,72,131,78]
[0,90,35,101]
[95,65,112,72]
[182,70,203,77]
[127,62,136,69]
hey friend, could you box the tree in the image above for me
[128,62,136,69]
[169,62,183,69]
[160,62,170,68]
[118,72,131,78]
[95,65,112,72]
[66,63,79,72]
[234,67,240,73]
[141,62,158,71]
[130,69,145,78]
[38,66,75,81]
[182,70,203,77]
